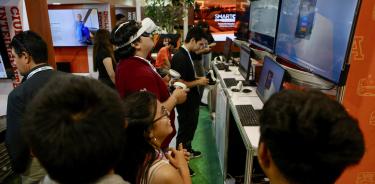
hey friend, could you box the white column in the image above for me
[183,4,188,42]
[136,0,141,21]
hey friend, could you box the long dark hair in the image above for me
[93,29,115,71]
[117,92,159,184]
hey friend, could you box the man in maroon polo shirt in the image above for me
[111,18,186,148]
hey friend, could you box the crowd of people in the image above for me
[4,17,365,184]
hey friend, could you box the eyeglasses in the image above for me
[153,106,170,123]
[141,32,151,37]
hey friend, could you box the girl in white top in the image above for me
[117,91,191,184]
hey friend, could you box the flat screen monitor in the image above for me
[223,37,233,61]
[256,56,285,102]
[238,45,251,81]
[249,0,280,52]
[0,30,13,79]
[274,0,360,84]
[48,9,100,46]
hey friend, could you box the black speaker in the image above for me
[56,62,71,73]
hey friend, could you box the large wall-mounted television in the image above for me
[0,29,14,79]
[48,9,100,47]
[275,0,361,85]
[194,2,237,41]
[249,0,281,52]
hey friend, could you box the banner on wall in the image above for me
[193,0,249,41]
[0,0,24,87]
[98,10,109,30]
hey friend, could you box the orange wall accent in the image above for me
[54,47,89,73]
[25,0,56,68]
[339,0,375,183]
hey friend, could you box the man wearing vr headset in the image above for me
[111,18,187,149]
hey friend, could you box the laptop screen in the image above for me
[238,45,251,81]
[256,56,285,102]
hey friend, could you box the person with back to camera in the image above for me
[6,31,60,183]
[257,90,365,184]
[111,18,187,149]
[93,29,116,89]
[119,91,191,184]
[22,75,129,184]
[171,27,209,176]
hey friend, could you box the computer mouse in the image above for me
[231,87,240,92]
[242,88,252,93]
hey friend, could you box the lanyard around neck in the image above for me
[26,66,54,80]
[133,56,161,78]
[181,45,197,77]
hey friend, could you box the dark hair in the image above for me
[169,39,177,48]
[259,90,365,184]
[93,29,115,71]
[185,27,207,43]
[116,14,125,21]
[22,75,126,184]
[197,20,209,29]
[116,91,158,184]
[111,20,141,61]
[10,31,48,64]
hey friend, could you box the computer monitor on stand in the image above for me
[238,45,251,80]
[238,45,257,86]
[256,56,286,102]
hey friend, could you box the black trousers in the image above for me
[176,106,200,151]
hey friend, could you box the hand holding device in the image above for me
[206,70,217,85]
[173,81,188,91]
[169,69,181,79]
[171,87,187,104]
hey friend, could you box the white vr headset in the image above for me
[116,17,158,48]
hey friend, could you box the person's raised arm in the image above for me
[177,77,208,89]
[162,88,187,112]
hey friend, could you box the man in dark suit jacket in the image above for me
[6,31,58,183]
[171,27,209,176]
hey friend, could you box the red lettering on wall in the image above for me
[0,7,6,21]
[11,7,22,30]
[10,7,19,15]
[98,11,102,29]
[103,11,108,30]
[2,32,11,44]
[0,7,9,32]
[0,6,22,87]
